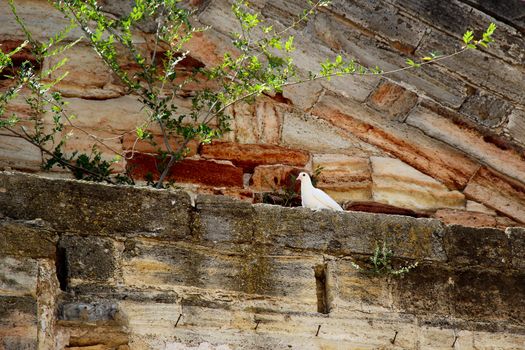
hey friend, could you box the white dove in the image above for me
[297,172,344,211]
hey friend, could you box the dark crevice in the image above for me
[314,264,330,314]
[55,243,69,292]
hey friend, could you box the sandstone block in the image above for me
[312,154,372,202]
[229,99,283,144]
[459,90,514,129]
[194,195,255,244]
[443,225,511,268]
[0,295,37,350]
[122,133,198,157]
[0,257,38,296]
[60,235,117,284]
[43,44,125,99]
[121,238,321,307]
[367,80,418,119]
[0,171,192,237]
[281,112,381,156]
[200,141,310,172]
[406,106,525,184]
[370,156,465,210]
[505,108,525,146]
[463,167,525,224]
[253,204,446,261]
[0,220,57,259]
[0,135,42,172]
[126,153,244,187]
[311,94,480,190]
[250,165,301,192]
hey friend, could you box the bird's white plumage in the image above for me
[297,172,343,211]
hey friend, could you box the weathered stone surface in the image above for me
[60,235,117,285]
[0,295,37,350]
[388,0,525,64]
[122,134,199,157]
[407,106,525,184]
[0,171,192,237]
[371,156,465,210]
[506,108,525,146]
[443,225,512,268]
[0,220,57,259]
[43,44,125,99]
[506,227,525,270]
[0,257,38,296]
[433,209,518,229]
[126,153,244,187]
[229,100,283,145]
[312,154,372,202]
[311,94,480,190]
[0,135,42,172]
[253,204,446,261]
[281,112,382,156]
[200,141,310,172]
[459,90,514,129]
[250,165,301,192]
[464,167,525,224]
[367,80,418,120]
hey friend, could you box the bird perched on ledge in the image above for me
[297,172,344,211]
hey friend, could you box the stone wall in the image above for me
[0,171,524,349]
[0,2,525,224]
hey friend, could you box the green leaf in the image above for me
[463,30,474,44]
[284,36,295,52]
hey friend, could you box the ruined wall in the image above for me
[0,0,525,228]
[0,171,524,349]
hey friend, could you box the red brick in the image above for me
[200,141,310,172]
[367,80,418,119]
[126,153,243,187]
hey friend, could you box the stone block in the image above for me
[42,43,125,99]
[507,227,525,270]
[200,141,310,172]
[60,235,117,284]
[60,301,119,322]
[0,135,42,172]
[406,106,525,185]
[443,225,511,268]
[126,153,244,187]
[194,195,255,244]
[311,94,480,190]
[371,156,465,210]
[505,108,525,146]
[0,220,57,259]
[0,257,38,296]
[0,171,192,237]
[229,99,283,144]
[122,133,198,157]
[0,295,37,350]
[253,204,446,261]
[463,167,525,224]
[121,238,320,307]
[281,112,381,156]
[367,80,418,119]
[434,209,498,229]
[312,154,372,202]
[250,165,301,192]
[460,90,514,129]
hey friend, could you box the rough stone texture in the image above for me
[371,156,465,210]
[464,167,525,224]
[0,172,523,349]
[367,79,419,120]
[1,0,525,228]
[312,154,372,202]
[200,141,310,172]
[126,152,244,187]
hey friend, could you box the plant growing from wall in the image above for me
[350,241,418,276]
[0,0,498,188]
